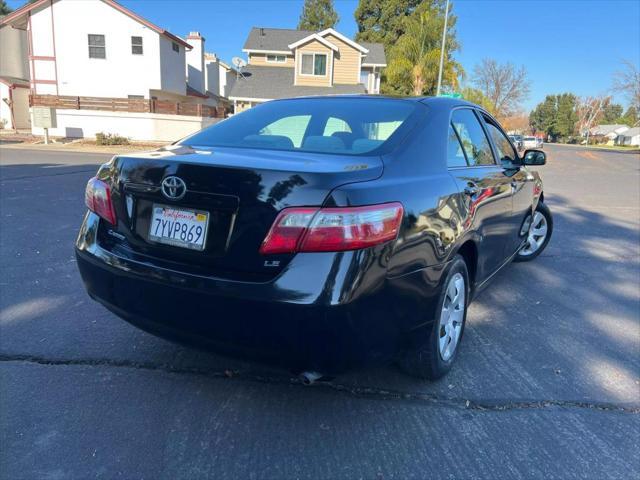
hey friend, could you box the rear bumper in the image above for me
[76,212,447,373]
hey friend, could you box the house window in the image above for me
[300,53,327,76]
[88,34,106,59]
[172,42,180,53]
[131,36,143,55]
[266,54,286,63]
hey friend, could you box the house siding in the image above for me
[295,40,331,87]
[46,0,168,97]
[0,25,29,81]
[324,33,360,85]
[159,35,187,96]
[249,53,294,67]
[24,0,191,98]
[29,2,56,94]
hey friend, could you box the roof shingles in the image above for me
[228,65,365,101]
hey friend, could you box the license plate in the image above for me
[148,205,209,251]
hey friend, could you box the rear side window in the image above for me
[482,116,518,164]
[451,109,495,166]
[447,124,468,167]
[183,98,417,155]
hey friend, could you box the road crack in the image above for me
[2,353,638,414]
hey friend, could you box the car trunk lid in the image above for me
[102,145,383,280]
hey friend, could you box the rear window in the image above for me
[182,98,418,155]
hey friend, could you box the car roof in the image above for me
[268,94,482,111]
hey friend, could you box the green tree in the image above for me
[555,93,578,137]
[601,102,623,123]
[355,0,428,51]
[620,106,638,126]
[530,96,557,136]
[530,93,577,140]
[0,0,13,15]
[297,0,338,31]
[384,4,462,95]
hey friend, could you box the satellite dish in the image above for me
[232,56,247,68]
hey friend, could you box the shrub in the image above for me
[95,132,130,146]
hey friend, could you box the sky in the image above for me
[7,0,640,111]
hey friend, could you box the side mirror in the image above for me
[522,149,546,166]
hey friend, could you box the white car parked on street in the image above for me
[523,136,538,149]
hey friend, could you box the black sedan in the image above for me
[76,96,552,381]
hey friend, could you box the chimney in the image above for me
[186,31,205,94]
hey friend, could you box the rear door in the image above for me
[480,114,535,257]
[447,108,514,279]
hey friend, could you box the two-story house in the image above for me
[228,27,386,113]
[1,0,205,101]
[0,0,226,140]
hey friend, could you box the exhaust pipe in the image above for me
[299,371,323,385]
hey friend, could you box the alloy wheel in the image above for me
[439,272,465,361]
[520,211,548,256]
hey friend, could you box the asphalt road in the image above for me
[1,144,638,479]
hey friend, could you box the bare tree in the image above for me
[575,95,607,144]
[612,60,640,112]
[472,58,530,120]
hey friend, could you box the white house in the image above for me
[0,22,30,130]
[616,127,640,146]
[204,53,236,101]
[589,124,630,142]
[0,0,226,141]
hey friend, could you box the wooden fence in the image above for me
[30,94,225,118]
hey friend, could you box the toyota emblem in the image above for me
[161,176,187,200]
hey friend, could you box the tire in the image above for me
[514,201,553,262]
[398,255,469,380]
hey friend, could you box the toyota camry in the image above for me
[76,96,552,380]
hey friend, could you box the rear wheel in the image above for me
[398,255,469,380]
[514,202,553,262]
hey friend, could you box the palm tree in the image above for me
[385,11,462,96]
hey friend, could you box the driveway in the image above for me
[1,144,638,479]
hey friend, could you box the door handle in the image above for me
[464,183,479,196]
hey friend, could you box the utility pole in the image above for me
[436,0,450,97]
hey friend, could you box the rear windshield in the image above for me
[182,98,417,155]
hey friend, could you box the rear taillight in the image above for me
[85,177,116,225]
[259,202,403,255]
